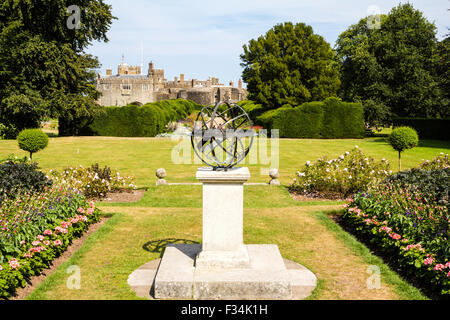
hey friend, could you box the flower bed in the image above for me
[0,187,101,298]
[49,163,136,199]
[342,163,450,297]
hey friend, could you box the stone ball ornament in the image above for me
[191,101,257,170]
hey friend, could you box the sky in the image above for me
[87,0,449,85]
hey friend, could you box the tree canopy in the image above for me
[240,22,341,111]
[0,0,115,138]
[335,3,448,127]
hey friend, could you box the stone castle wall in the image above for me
[96,61,247,107]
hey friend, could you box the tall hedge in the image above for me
[393,118,450,140]
[87,99,202,137]
[257,97,365,139]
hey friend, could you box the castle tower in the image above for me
[180,74,185,85]
[238,78,242,89]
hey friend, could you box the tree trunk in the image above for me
[398,151,401,171]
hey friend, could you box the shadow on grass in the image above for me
[143,238,200,258]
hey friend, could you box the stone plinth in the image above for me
[151,167,317,300]
[154,244,296,300]
[195,167,250,269]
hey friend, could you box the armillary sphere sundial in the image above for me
[191,101,257,170]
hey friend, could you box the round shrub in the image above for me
[17,129,49,159]
[389,127,419,171]
[389,127,419,152]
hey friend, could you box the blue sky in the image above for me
[87,0,449,85]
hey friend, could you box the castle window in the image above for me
[121,83,132,90]
[103,84,111,90]
[142,84,149,91]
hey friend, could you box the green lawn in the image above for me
[1,136,449,186]
[1,136,447,300]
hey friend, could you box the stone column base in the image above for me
[195,245,251,269]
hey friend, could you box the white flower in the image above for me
[340,155,345,160]
[349,175,352,179]
[344,168,348,172]
[297,172,306,177]
[306,161,311,166]
[326,169,330,173]
[355,145,359,149]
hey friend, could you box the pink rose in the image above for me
[32,240,41,246]
[78,207,85,214]
[44,230,52,236]
[447,271,450,278]
[424,258,434,265]
[434,264,445,271]
[54,240,62,246]
[43,241,50,246]
[89,201,95,208]
[8,259,20,270]
[0,265,3,271]
[86,208,94,215]
[20,240,25,245]
[23,252,32,259]
[445,262,450,269]
[37,235,44,241]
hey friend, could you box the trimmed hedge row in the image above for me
[393,118,450,141]
[257,97,365,138]
[86,99,202,137]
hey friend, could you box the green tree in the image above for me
[335,3,445,125]
[388,127,419,171]
[240,22,341,111]
[0,0,115,137]
[17,129,49,159]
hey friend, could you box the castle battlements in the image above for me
[96,61,246,106]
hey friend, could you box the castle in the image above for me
[96,60,247,106]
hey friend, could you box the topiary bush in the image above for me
[87,99,202,137]
[17,129,49,159]
[257,97,365,139]
[388,127,419,171]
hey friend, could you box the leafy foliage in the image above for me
[0,160,52,198]
[335,3,448,123]
[240,22,341,110]
[0,0,116,137]
[17,129,49,159]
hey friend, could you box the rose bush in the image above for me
[49,163,136,199]
[289,147,391,198]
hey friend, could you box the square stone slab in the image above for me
[154,244,293,300]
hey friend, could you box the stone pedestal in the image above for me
[195,167,250,269]
[151,167,317,300]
